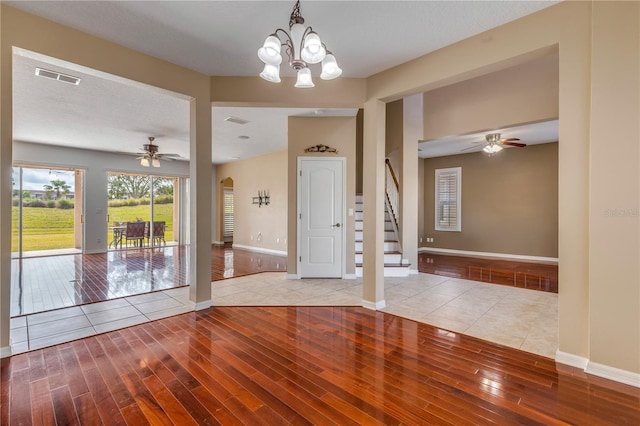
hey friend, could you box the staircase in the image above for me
[354,194,410,277]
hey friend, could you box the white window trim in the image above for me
[435,167,461,232]
[223,187,234,237]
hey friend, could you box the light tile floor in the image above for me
[10,272,558,358]
[212,272,558,358]
[10,287,191,353]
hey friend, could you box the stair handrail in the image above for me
[384,158,401,244]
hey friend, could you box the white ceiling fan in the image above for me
[461,132,527,155]
[136,137,181,167]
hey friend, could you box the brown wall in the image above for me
[423,142,558,257]
[423,53,559,140]
[216,150,288,253]
[288,117,357,276]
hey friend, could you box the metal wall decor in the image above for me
[252,190,270,207]
[304,144,338,153]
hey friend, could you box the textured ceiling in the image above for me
[6,1,559,77]
[7,1,561,163]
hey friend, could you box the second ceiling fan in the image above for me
[462,132,526,155]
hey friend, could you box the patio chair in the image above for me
[109,221,125,249]
[124,221,146,247]
[146,221,166,246]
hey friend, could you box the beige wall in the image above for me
[385,100,404,156]
[287,117,357,276]
[216,150,288,253]
[423,143,558,257]
[588,1,639,372]
[422,53,559,140]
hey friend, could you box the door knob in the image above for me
[332,223,341,228]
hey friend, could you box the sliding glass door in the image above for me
[11,165,83,258]
[107,172,180,249]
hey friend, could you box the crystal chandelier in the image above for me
[257,0,342,88]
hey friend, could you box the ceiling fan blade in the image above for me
[501,141,527,148]
[501,137,521,142]
[460,144,483,152]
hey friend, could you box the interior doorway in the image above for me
[297,157,345,278]
[11,165,83,258]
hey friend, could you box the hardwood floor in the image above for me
[2,306,638,425]
[11,245,287,316]
[210,244,287,281]
[418,252,558,293]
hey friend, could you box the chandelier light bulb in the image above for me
[258,35,283,65]
[320,53,342,80]
[301,32,326,64]
[295,67,314,88]
[260,63,282,83]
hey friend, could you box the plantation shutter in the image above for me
[223,188,234,237]
[435,167,461,232]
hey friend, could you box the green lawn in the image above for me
[12,203,174,252]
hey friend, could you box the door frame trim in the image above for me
[297,156,346,279]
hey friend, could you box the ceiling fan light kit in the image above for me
[258,0,342,88]
[477,132,527,155]
[137,136,180,168]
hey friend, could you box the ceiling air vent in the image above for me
[35,67,81,85]
[224,116,249,125]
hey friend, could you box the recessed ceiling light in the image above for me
[224,116,249,125]
[35,67,81,85]
[238,135,250,140]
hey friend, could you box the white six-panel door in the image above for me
[298,157,344,278]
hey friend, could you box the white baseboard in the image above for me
[586,361,640,388]
[212,241,225,246]
[419,247,558,263]
[1,346,12,359]
[362,299,386,310]
[555,350,589,369]
[232,244,287,256]
[555,351,640,388]
[286,273,300,280]
[408,268,419,275]
[194,300,212,311]
[343,273,357,280]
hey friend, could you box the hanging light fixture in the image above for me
[483,133,503,155]
[258,0,342,88]
[483,143,503,154]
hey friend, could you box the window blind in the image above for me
[435,167,461,231]
[223,188,234,237]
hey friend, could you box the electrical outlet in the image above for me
[419,237,423,243]
[97,238,101,244]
